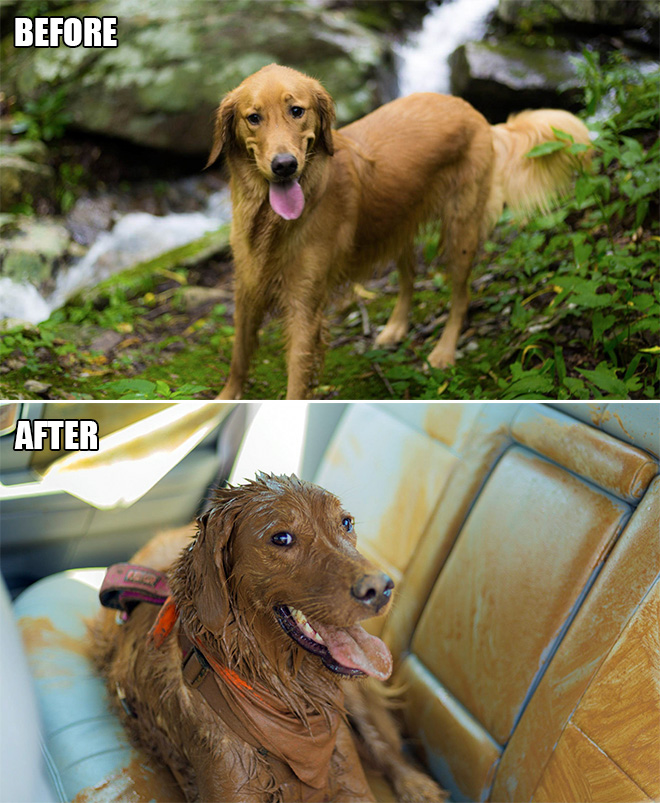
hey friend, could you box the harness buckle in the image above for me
[182,646,211,689]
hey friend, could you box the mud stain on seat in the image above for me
[72,755,186,803]
[18,615,91,676]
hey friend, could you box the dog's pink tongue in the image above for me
[313,621,392,681]
[269,179,304,220]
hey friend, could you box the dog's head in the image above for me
[188,473,393,681]
[206,64,336,220]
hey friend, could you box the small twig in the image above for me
[371,361,396,398]
[356,298,371,337]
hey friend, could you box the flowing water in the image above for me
[395,0,498,96]
[2,0,497,324]
[0,190,232,324]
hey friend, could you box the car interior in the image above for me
[1,401,658,803]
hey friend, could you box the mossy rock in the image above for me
[498,0,659,27]
[0,218,72,284]
[450,40,583,121]
[0,153,55,211]
[2,0,387,156]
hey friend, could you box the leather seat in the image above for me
[317,402,659,801]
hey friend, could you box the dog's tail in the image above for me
[486,108,591,229]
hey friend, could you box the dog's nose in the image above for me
[351,572,394,612]
[271,153,298,178]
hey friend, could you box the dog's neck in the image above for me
[170,552,345,726]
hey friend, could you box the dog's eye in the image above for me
[342,517,353,533]
[290,106,305,118]
[271,532,295,546]
[247,113,261,125]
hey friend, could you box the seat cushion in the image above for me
[13,569,183,802]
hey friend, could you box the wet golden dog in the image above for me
[210,64,590,399]
[91,474,446,802]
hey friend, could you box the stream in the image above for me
[1,0,497,325]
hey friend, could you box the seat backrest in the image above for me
[314,402,659,801]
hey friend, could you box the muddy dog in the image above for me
[91,474,445,802]
[209,64,590,399]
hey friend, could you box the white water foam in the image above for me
[0,277,52,324]
[1,188,231,325]
[395,0,499,96]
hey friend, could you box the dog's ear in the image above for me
[313,84,336,156]
[191,509,233,635]
[206,92,237,168]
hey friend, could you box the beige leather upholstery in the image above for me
[318,402,658,801]
[533,579,659,802]
[491,477,659,802]
[568,580,659,798]
[314,403,462,587]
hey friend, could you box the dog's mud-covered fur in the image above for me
[91,474,446,802]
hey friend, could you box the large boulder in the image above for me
[498,0,659,28]
[450,40,583,121]
[1,0,386,156]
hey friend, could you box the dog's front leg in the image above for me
[332,721,376,803]
[218,275,268,399]
[283,288,327,400]
[191,743,266,803]
[344,681,447,802]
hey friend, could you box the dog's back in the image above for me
[336,92,494,271]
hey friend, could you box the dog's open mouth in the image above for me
[274,604,392,681]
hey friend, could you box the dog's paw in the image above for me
[375,322,408,347]
[426,344,456,370]
[216,384,243,400]
[393,768,448,803]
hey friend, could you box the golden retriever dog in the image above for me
[91,474,446,802]
[209,64,590,399]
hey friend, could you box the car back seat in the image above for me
[317,402,658,801]
[10,402,659,802]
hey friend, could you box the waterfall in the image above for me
[395,0,498,96]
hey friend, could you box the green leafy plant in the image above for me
[57,163,86,214]
[11,89,72,142]
[102,379,209,400]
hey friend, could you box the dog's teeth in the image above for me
[288,606,325,644]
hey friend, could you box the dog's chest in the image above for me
[254,750,340,803]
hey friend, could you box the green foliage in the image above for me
[575,50,660,130]
[102,379,209,400]
[11,89,72,142]
[57,163,86,214]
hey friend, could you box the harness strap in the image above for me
[99,563,171,619]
